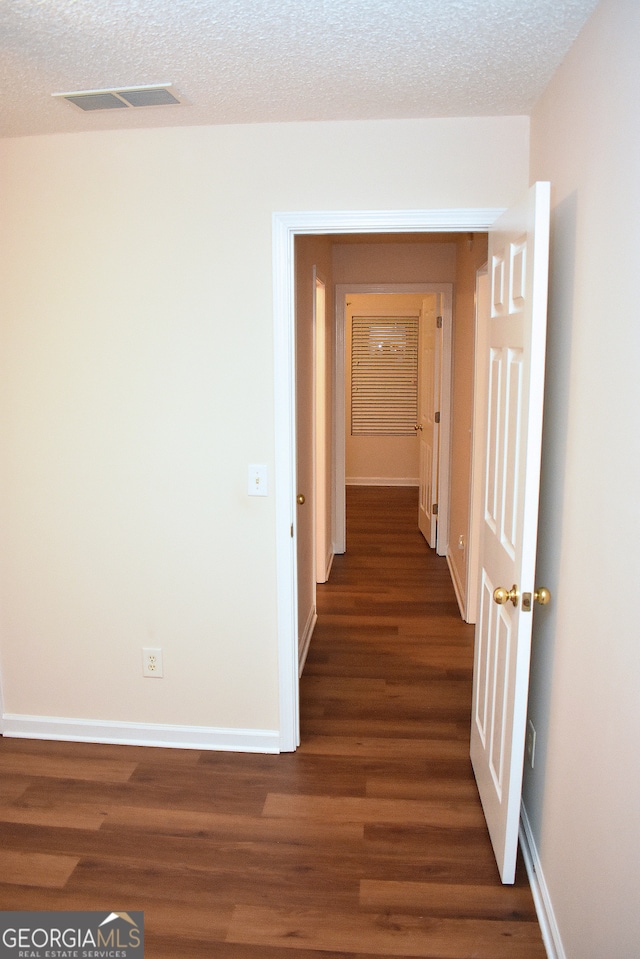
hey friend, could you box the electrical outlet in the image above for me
[142,647,163,678]
[525,719,536,768]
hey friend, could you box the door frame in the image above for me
[466,264,490,624]
[273,208,504,751]
[314,272,329,584]
[334,284,452,557]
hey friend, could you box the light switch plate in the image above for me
[248,464,268,496]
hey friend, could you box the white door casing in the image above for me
[274,209,504,753]
[466,266,490,625]
[470,183,551,884]
[314,275,329,584]
[417,295,441,548]
[433,292,452,559]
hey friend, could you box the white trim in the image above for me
[333,283,347,553]
[520,804,565,959]
[273,213,299,752]
[323,550,335,582]
[298,605,318,677]
[277,209,505,235]
[347,477,419,487]
[435,291,453,557]
[446,550,467,620]
[273,208,504,754]
[2,714,280,753]
[467,265,489,626]
[314,271,328,586]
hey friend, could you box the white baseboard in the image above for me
[323,550,335,582]
[520,804,565,959]
[346,477,419,487]
[1,713,280,753]
[317,550,335,585]
[446,550,467,621]
[298,605,318,677]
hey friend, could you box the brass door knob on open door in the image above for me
[493,585,519,607]
[495,585,551,612]
[296,494,305,505]
[534,587,551,605]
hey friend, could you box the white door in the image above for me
[417,295,441,548]
[470,182,551,884]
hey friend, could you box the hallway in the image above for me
[296,484,546,957]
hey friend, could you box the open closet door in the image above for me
[470,182,551,883]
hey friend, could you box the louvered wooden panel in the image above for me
[351,316,418,435]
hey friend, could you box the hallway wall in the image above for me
[295,236,334,665]
[447,233,488,619]
[0,116,528,746]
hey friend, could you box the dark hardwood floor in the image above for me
[0,485,546,958]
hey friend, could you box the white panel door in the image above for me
[417,295,440,547]
[470,182,551,884]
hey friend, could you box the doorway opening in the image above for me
[333,285,453,560]
[278,185,551,886]
[274,208,501,753]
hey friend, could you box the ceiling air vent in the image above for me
[53,84,183,112]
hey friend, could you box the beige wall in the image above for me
[447,233,488,617]
[525,0,640,955]
[0,116,529,742]
[333,239,456,286]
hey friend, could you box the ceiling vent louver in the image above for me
[53,85,183,112]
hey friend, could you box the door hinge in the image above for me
[434,411,440,424]
[432,503,439,515]
[437,315,443,328]
[290,524,294,538]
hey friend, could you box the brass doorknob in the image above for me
[493,584,519,607]
[534,587,551,605]
[296,494,305,505]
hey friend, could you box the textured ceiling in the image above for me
[0,0,600,138]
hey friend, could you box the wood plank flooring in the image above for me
[0,485,546,958]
